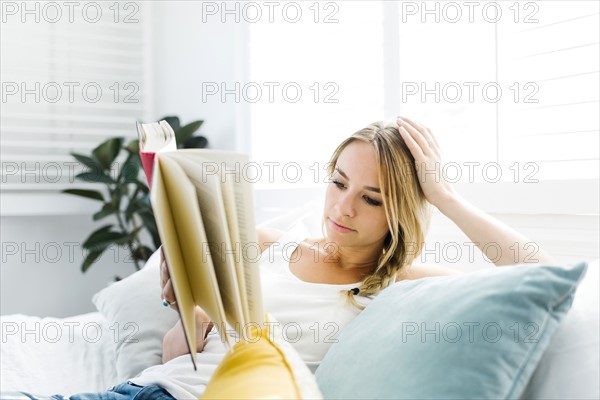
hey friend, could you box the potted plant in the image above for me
[63,116,207,276]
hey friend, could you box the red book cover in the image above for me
[136,121,177,188]
[140,150,157,187]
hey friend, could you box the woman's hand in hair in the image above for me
[396,116,456,208]
[396,116,556,266]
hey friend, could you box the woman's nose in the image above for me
[337,192,356,218]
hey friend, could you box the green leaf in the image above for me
[161,116,180,131]
[137,208,157,229]
[125,194,151,225]
[75,171,115,184]
[108,187,123,213]
[92,137,123,170]
[125,198,146,220]
[83,226,130,251]
[175,120,203,146]
[71,153,105,172]
[83,232,129,252]
[133,190,152,207]
[120,227,143,246]
[182,135,208,149]
[135,181,150,194]
[93,203,117,221]
[81,249,104,273]
[62,189,104,202]
[125,139,140,154]
[119,153,141,183]
[82,224,112,243]
[138,210,161,248]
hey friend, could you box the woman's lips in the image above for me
[328,218,355,233]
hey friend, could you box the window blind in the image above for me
[497,1,599,180]
[394,0,598,182]
[1,1,150,193]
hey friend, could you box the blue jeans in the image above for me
[20,382,176,400]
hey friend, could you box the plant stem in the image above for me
[112,183,142,271]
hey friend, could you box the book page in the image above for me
[220,178,250,325]
[177,153,250,325]
[151,155,231,359]
[175,149,264,327]
[137,121,177,153]
[166,153,246,332]
[137,121,177,187]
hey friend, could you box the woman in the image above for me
[36,117,555,399]
[148,116,555,399]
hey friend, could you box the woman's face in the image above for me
[324,141,389,249]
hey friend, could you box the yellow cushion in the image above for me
[201,321,301,400]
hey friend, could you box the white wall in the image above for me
[150,2,247,151]
[0,214,139,317]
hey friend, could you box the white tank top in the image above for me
[131,223,373,399]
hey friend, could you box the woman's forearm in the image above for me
[434,193,556,266]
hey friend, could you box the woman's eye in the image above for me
[363,195,382,206]
[332,180,345,189]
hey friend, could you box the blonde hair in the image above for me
[326,121,431,309]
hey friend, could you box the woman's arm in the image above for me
[433,192,555,266]
[397,116,556,267]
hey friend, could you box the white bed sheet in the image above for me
[1,312,118,397]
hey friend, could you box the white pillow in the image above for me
[92,249,179,381]
[520,259,600,399]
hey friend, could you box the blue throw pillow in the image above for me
[315,262,588,400]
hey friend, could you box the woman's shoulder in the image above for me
[257,227,285,253]
[257,221,318,253]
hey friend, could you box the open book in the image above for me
[137,121,264,370]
